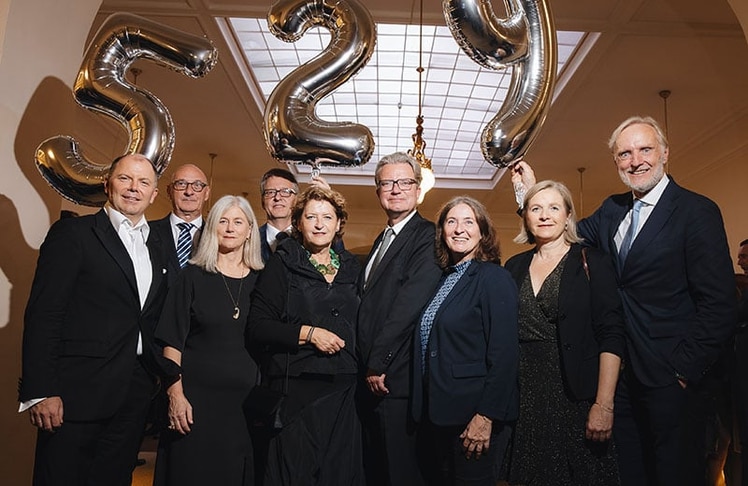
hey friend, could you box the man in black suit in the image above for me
[19,154,169,486]
[357,152,442,485]
[149,163,210,284]
[258,168,299,263]
[512,116,735,486]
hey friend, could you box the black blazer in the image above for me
[579,178,736,387]
[357,212,442,398]
[20,210,168,421]
[504,244,625,401]
[149,214,201,287]
[411,261,519,426]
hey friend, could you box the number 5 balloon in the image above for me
[263,0,376,171]
[35,12,218,206]
[444,0,557,168]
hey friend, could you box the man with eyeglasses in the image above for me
[357,152,442,486]
[150,164,211,285]
[258,167,340,263]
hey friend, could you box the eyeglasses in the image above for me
[172,180,208,192]
[262,188,297,199]
[377,178,418,192]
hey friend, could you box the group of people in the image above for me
[18,114,742,486]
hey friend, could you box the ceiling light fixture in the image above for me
[659,89,671,173]
[408,0,435,204]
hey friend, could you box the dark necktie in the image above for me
[618,199,643,265]
[176,222,194,268]
[366,227,394,285]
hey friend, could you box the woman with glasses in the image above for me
[153,195,264,486]
[248,186,363,485]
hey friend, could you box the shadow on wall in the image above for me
[0,74,111,483]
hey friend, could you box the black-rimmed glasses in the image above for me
[377,178,418,192]
[262,188,297,199]
[172,180,208,192]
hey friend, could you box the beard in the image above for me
[618,157,666,195]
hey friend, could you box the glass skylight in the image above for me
[225,17,589,188]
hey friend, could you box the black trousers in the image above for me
[415,419,511,486]
[359,394,423,486]
[32,360,155,486]
[614,368,710,486]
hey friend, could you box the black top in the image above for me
[248,238,361,378]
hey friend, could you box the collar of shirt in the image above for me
[105,205,150,242]
[266,222,292,241]
[446,259,473,275]
[169,212,202,230]
[635,173,670,208]
[387,209,418,237]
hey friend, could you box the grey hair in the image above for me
[190,195,264,272]
[608,116,668,156]
[374,152,422,185]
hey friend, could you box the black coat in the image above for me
[357,212,443,398]
[247,237,361,379]
[578,179,735,386]
[504,244,625,401]
[411,261,520,426]
[20,210,168,420]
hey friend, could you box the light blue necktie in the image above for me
[176,222,194,268]
[619,199,643,265]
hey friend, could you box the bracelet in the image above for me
[305,326,315,344]
[594,402,614,413]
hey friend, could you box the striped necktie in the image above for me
[176,222,194,268]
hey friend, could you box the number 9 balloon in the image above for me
[263,0,376,171]
[443,0,557,168]
[35,12,218,206]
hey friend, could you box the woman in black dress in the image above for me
[154,195,264,485]
[504,181,624,486]
[247,186,362,485]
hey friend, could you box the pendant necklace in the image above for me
[219,270,246,320]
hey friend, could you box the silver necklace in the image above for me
[219,271,246,320]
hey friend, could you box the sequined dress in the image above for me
[506,254,618,486]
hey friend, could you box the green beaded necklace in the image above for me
[308,248,340,275]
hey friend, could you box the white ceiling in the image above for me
[75,0,748,253]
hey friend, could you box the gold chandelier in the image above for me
[408,0,435,204]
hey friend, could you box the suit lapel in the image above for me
[435,261,477,312]
[364,213,422,290]
[144,227,166,312]
[626,184,678,265]
[92,210,139,297]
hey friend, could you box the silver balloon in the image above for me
[263,0,376,169]
[35,12,218,206]
[444,0,557,168]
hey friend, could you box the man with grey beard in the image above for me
[512,116,735,486]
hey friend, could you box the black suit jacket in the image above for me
[149,214,201,287]
[578,178,735,387]
[411,261,519,426]
[20,210,168,421]
[504,244,625,400]
[357,212,442,398]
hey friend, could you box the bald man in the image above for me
[20,154,169,485]
[150,164,211,285]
